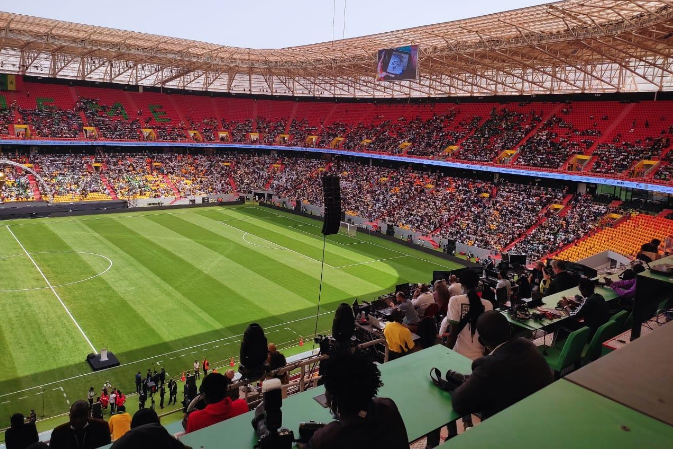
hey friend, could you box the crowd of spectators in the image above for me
[592,139,666,175]
[515,114,598,168]
[436,182,563,252]
[0,108,15,136]
[187,117,219,142]
[99,153,174,199]
[3,97,671,182]
[78,98,142,140]
[256,117,286,145]
[32,154,109,200]
[453,107,542,162]
[653,161,672,182]
[0,163,33,201]
[509,194,609,260]
[3,151,663,264]
[318,121,347,148]
[287,118,319,146]
[18,106,82,139]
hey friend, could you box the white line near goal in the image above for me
[6,226,98,354]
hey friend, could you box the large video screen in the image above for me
[376,45,419,81]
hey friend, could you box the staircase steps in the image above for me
[285,103,299,135]
[587,103,636,154]
[513,104,564,151]
[162,174,182,198]
[26,174,42,201]
[99,174,119,200]
[228,175,238,194]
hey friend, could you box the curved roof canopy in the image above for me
[0,0,671,97]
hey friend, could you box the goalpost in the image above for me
[339,221,357,237]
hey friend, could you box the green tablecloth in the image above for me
[179,345,472,448]
[439,380,673,449]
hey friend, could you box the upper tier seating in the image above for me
[0,81,671,183]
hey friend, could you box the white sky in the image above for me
[2,1,552,49]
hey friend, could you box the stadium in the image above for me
[0,0,672,448]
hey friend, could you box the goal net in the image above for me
[339,221,357,237]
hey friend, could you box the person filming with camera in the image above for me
[307,350,409,448]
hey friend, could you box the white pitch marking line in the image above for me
[285,327,303,337]
[255,206,449,268]
[334,255,408,269]
[6,226,97,354]
[18,396,27,400]
[0,310,333,399]
[219,220,336,269]
[0,251,113,293]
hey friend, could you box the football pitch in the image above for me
[0,204,462,429]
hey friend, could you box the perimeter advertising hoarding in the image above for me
[376,45,419,81]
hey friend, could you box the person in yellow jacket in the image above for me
[108,405,131,441]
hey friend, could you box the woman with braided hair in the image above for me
[445,269,493,360]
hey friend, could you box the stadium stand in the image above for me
[6,150,670,264]
[0,81,671,185]
[554,214,673,262]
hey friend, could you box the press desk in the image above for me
[439,380,672,449]
[179,345,471,448]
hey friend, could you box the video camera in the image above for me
[252,379,294,448]
[314,334,333,355]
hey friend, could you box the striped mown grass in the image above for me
[0,204,462,430]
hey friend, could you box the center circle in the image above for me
[0,251,113,292]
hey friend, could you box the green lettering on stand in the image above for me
[36,98,55,110]
[107,102,129,120]
[149,104,170,123]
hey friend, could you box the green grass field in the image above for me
[0,204,462,432]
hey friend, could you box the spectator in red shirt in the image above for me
[116,390,126,410]
[202,358,209,377]
[100,393,110,415]
[184,373,248,434]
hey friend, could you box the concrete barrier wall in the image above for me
[579,250,632,269]
[129,194,239,208]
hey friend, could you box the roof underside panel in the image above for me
[0,0,671,98]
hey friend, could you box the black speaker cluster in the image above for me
[321,174,342,236]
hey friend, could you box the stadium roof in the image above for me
[0,0,672,97]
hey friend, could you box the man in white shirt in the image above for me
[448,275,463,297]
[412,284,434,316]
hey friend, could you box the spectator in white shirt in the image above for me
[445,269,493,360]
[412,284,434,316]
[448,275,463,297]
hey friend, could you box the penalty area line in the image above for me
[5,226,97,354]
